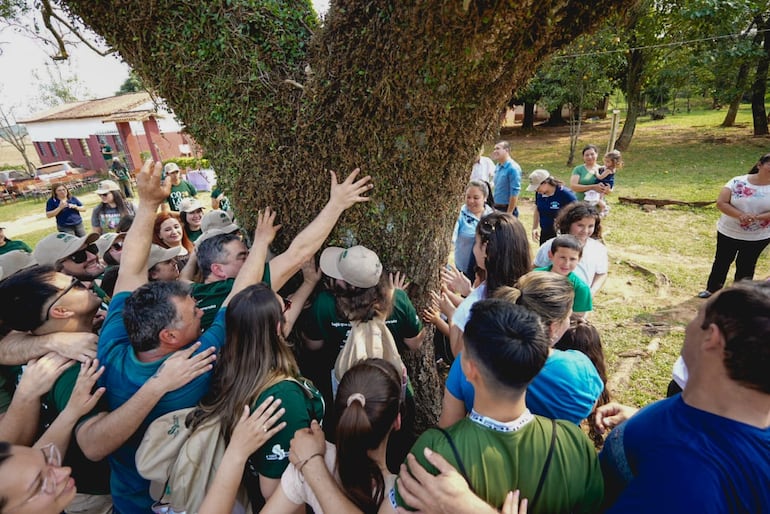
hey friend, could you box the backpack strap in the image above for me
[530,419,558,508]
[433,427,474,492]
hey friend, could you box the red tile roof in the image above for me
[20,92,154,123]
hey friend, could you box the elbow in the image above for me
[404,329,426,351]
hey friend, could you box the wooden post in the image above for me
[607,109,621,153]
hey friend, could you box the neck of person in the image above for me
[683,365,770,429]
[470,380,527,422]
[36,315,95,337]
[137,345,174,363]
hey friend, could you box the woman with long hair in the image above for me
[188,283,324,507]
[91,180,135,235]
[260,358,402,514]
[45,184,86,236]
[533,201,608,296]
[440,271,604,428]
[448,211,531,356]
[152,212,193,255]
[179,198,205,242]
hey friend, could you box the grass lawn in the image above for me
[2,105,768,408]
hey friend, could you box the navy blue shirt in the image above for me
[535,186,577,231]
[46,196,83,227]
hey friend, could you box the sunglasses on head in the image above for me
[68,244,99,264]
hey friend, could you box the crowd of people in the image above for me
[0,144,767,514]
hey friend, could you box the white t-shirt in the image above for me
[470,156,496,184]
[280,442,396,514]
[534,237,608,288]
[451,283,487,332]
[716,175,770,241]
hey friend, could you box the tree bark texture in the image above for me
[751,14,770,136]
[59,0,633,429]
[722,61,750,128]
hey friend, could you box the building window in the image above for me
[48,142,58,157]
[79,139,91,157]
[96,135,107,145]
[36,141,46,157]
[62,139,72,155]
[114,136,125,153]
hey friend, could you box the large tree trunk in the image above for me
[751,15,770,136]
[60,0,633,430]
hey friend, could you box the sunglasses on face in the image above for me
[45,277,88,320]
[68,244,99,264]
[111,241,124,252]
[282,297,292,313]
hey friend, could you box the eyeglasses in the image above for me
[45,276,88,321]
[68,244,99,264]
[282,297,292,313]
[98,192,111,197]
[5,444,62,512]
[166,171,180,175]
[111,241,124,252]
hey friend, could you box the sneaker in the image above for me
[697,290,712,299]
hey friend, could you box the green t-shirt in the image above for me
[0,239,32,255]
[186,227,203,242]
[394,415,603,514]
[191,264,272,330]
[571,164,597,201]
[44,363,112,495]
[248,378,324,479]
[212,187,231,213]
[167,181,198,211]
[534,266,593,313]
[304,288,423,354]
[0,366,21,414]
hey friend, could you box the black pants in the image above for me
[705,231,770,293]
[494,204,519,217]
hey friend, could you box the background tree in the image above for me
[116,71,144,94]
[55,0,632,428]
[0,101,36,174]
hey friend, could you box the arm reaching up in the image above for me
[268,168,373,291]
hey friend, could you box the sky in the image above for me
[0,0,330,119]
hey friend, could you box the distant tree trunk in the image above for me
[615,47,644,150]
[522,102,536,129]
[544,106,567,126]
[722,61,751,127]
[61,0,634,430]
[751,15,770,136]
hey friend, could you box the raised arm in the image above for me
[114,159,171,295]
[268,168,373,291]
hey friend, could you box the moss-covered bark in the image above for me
[59,0,633,428]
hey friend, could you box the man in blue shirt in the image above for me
[598,281,770,513]
[491,141,522,217]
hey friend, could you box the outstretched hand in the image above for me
[253,206,281,246]
[440,265,471,297]
[148,342,217,393]
[328,168,373,211]
[389,271,408,291]
[135,159,171,206]
[227,397,286,459]
[62,358,106,419]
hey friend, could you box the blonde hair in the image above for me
[493,271,573,325]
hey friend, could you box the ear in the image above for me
[702,322,725,352]
[48,305,76,320]
[461,352,479,383]
[158,327,176,346]
[548,250,554,259]
[392,412,402,432]
[210,263,226,280]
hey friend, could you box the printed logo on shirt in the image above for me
[266,444,288,461]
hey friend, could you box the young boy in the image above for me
[535,234,592,317]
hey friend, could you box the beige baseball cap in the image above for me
[319,245,382,288]
[96,180,121,195]
[201,210,239,234]
[0,250,36,279]
[33,232,100,267]
[527,169,550,192]
[147,244,182,269]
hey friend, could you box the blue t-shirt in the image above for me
[453,204,493,275]
[534,186,577,231]
[46,196,83,227]
[600,394,770,513]
[492,159,522,206]
[97,291,226,513]
[446,349,603,425]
